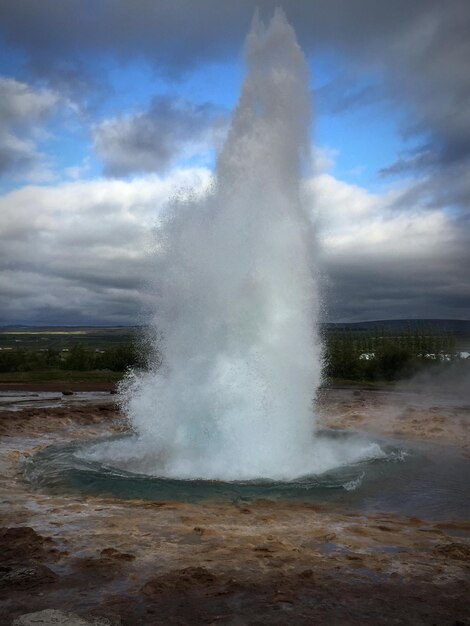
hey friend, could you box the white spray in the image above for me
[84,11,383,480]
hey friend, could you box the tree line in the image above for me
[323,326,463,381]
[0,343,145,373]
[0,326,467,382]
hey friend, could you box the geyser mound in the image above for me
[91,11,385,481]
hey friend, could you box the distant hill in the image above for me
[2,320,469,335]
[0,326,142,351]
[323,319,470,334]
[1,320,469,350]
[323,319,470,350]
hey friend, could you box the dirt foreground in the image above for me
[0,387,469,625]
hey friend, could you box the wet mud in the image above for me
[1,387,469,625]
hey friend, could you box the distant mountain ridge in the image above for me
[323,319,470,335]
[1,320,469,352]
[1,320,469,333]
[323,319,470,351]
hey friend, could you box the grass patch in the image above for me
[325,378,394,388]
[0,330,88,335]
[0,369,123,383]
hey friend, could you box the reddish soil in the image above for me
[0,388,469,625]
[0,381,116,392]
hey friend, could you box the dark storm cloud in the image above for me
[0,78,58,180]
[0,169,467,325]
[323,245,470,322]
[0,0,247,81]
[323,257,470,321]
[93,96,223,177]
[0,269,145,326]
[383,152,470,217]
[316,80,382,116]
[1,1,468,191]
[311,171,470,322]
[0,171,212,325]
[1,1,469,322]
[0,0,448,75]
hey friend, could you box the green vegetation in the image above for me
[0,326,139,352]
[0,343,144,374]
[0,327,146,383]
[0,322,467,385]
[323,324,463,382]
[0,369,122,384]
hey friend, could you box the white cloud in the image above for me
[0,77,57,125]
[0,77,59,182]
[93,96,226,177]
[311,173,451,254]
[65,157,91,181]
[305,173,468,320]
[0,169,212,323]
[0,167,467,324]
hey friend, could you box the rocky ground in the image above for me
[0,387,469,625]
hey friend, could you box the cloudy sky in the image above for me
[0,0,469,325]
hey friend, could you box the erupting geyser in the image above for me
[83,11,384,480]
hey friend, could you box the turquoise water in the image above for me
[23,430,470,520]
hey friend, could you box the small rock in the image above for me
[0,526,57,563]
[12,609,120,626]
[100,547,135,561]
[373,525,393,532]
[253,545,274,553]
[273,591,295,604]
[142,566,216,596]
[62,390,74,396]
[0,562,57,589]
[433,543,470,561]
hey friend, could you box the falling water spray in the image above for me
[84,11,383,480]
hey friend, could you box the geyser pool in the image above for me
[87,12,380,481]
[24,432,470,520]
[27,429,402,498]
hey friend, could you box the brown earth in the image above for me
[0,382,116,392]
[0,387,469,625]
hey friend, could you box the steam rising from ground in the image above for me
[83,11,384,480]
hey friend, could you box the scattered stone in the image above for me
[373,525,394,532]
[433,543,470,561]
[0,562,57,589]
[253,545,273,553]
[100,547,135,561]
[0,527,57,563]
[142,566,216,595]
[273,591,295,604]
[12,609,120,625]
